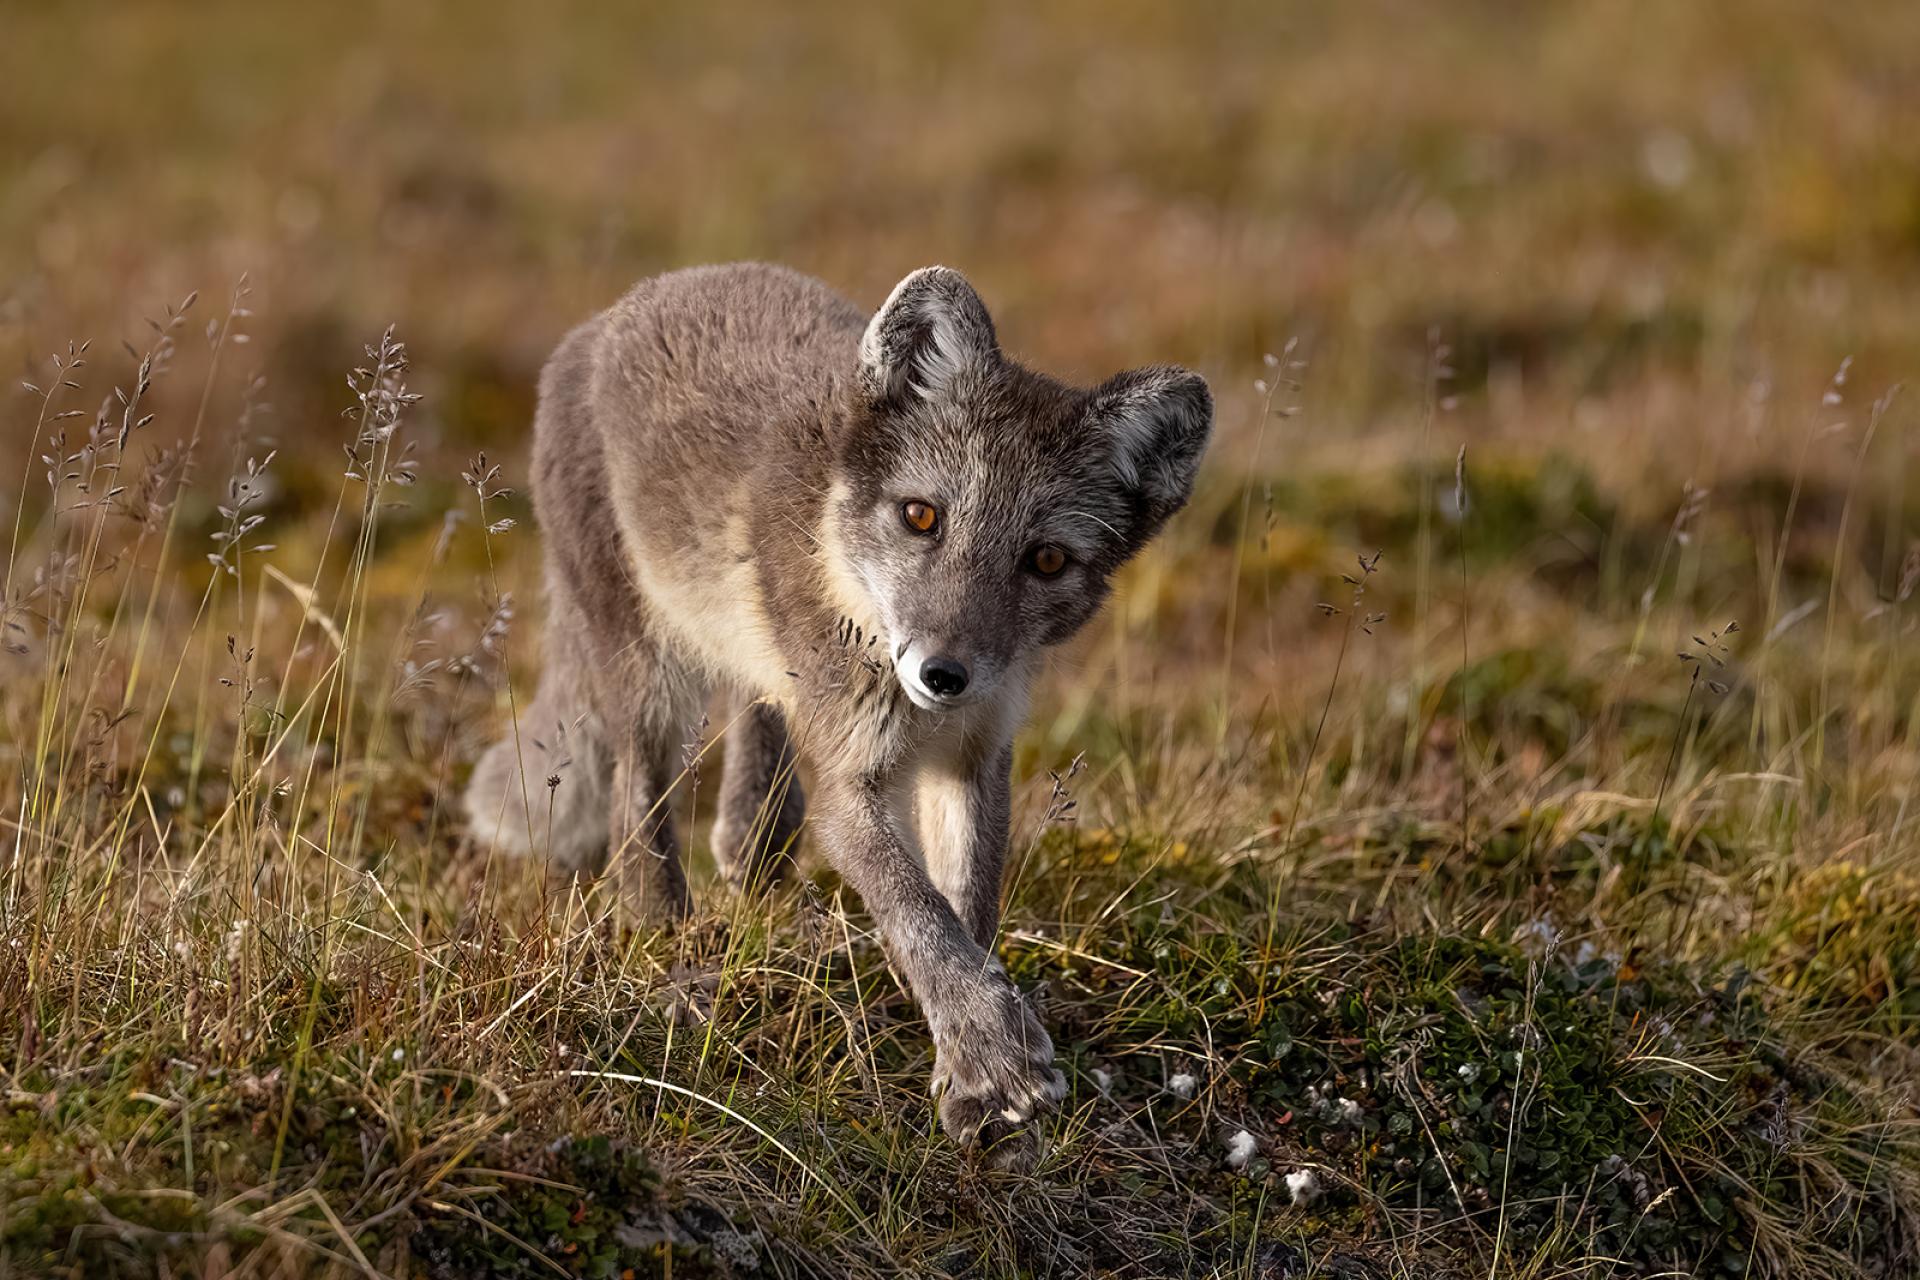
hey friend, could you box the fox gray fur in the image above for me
[464,263,1211,1161]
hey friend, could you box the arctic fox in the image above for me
[465,263,1211,1159]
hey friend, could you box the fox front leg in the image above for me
[815,772,1064,1166]
[918,740,1014,947]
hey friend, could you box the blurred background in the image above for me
[6,0,1919,435]
[6,0,1920,845]
[6,6,1920,1274]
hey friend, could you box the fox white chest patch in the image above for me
[623,508,791,696]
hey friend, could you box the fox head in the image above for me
[831,266,1212,713]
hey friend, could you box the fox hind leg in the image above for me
[466,623,703,922]
[593,631,706,922]
[608,729,695,919]
[712,698,806,889]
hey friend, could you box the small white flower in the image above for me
[1285,1168,1321,1206]
[1224,1129,1257,1171]
[1167,1071,1197,1100]
[390,1048,405,1062]
[1091,1068,1113,1093]
[1457,1063,1480,1083]
[1310,1084,1362,1125]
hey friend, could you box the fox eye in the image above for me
[900,500,939,535]
[1028,545,1069,577]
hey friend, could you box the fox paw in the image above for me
[930,978,1067,1171]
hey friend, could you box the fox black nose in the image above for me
[920,656,970,698]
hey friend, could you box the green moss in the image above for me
[1023,920,1914,1277]
[411,1136,760,1279]
[2,1065,773,1279]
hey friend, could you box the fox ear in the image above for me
[859,267,999,404]
[1088,366,1214,530]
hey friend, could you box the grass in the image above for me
[4,2,1920,1277]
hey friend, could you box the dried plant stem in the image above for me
[1217,345,1294,743]
[1751,359,1849,765]
[474,477,539,860]
[3,344,86,600]
[1642,665,1698,892]
[1261,551,1379,1013]
[1454,446,1472,854]
[124,278,251,709]
[1815,387,1896,769]
[1404,330,1450,776]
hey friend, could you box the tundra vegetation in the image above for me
[2,2,1919,1277]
